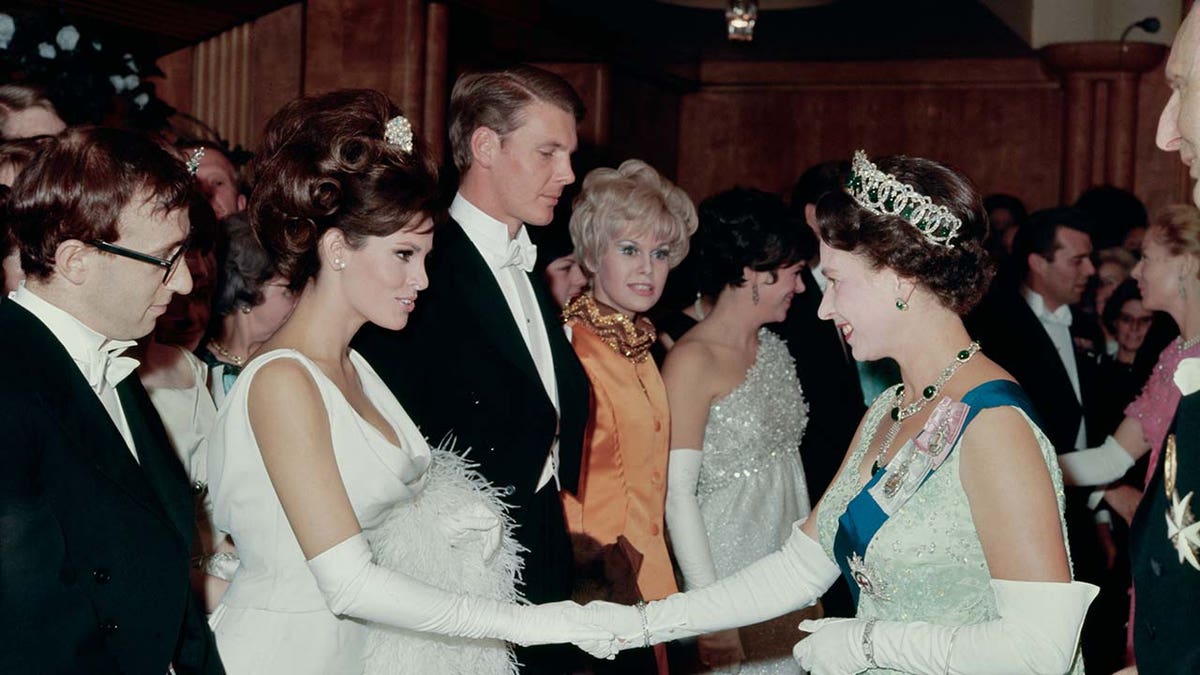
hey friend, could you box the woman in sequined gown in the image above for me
[662,188,812,674]
[578,153,1099,675]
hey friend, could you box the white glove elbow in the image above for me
[665,448,719,590]
[641,523,838,646]
[1059,435,1135,486]
[306,533,613,651]
[796,579,1098,675]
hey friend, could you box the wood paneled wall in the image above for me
[672,57,1186,216]
[155,3,302,149]
[153,1,1188,216]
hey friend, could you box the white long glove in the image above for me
[793,579,1098,675]
[1058,435,1135,486]
[664,448,719,590]
[581,523,840,648]
[307,533,615,658]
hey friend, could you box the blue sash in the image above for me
[832,380,1040,606]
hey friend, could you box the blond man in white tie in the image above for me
[0,126,223,675]
[354,65,592,673]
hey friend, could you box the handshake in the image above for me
[517,599,654,661]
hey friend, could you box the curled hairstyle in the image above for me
[817,155,993,314]
[569,159,697,275]
[213,212,278,317]
[1150,204,1200,278]
[695,187,809,297]
[448,64,585,174]
[1,126,192,280]
[248,89,442,288]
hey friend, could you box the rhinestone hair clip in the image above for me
[385,115,414,153]
[185,147,205,176]
[845,150,963,248]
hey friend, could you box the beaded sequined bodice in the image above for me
[815,384,1080,674]
[697,329,808,498]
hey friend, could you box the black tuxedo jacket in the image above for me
[1130,390,1200,673]
[354,219,589,600]
[967,286,1105,582]
[771,266,865,499]
[0,301,222,675]
[966,287,1101,453]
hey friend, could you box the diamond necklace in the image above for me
[870,341,981,477]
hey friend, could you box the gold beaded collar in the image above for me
[563,294,656,363]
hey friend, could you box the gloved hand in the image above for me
[793,618,869,674]
[438,500,503,563]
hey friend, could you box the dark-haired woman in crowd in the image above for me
[197,212,298,408]
[204,90,610,674]
[661,187,812,674]
[530,219,587,308]
[583,152,1096,675]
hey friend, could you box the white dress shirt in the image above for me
[10,284,140,460]
[1022,286,1087,449]
[451,193,561,491]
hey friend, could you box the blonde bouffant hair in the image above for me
[1152,204,1200,279]
[568,159,698,276]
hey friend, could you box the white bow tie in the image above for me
[79,342,139,394]
[1038,304,1073,328]
[502,239,537,274]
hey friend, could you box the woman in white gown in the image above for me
[205,89,610,675]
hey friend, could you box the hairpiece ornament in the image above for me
[186,147,205,176]
[385,115,414,153]
[845,150,963,248]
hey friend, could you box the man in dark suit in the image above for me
[354,65,590,672]
[0,128,222,674]
[967,205,1110,669]
[1129,380,1200,673]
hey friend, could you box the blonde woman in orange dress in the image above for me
[561,159,698,673]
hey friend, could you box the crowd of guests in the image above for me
[2,10,1200,675]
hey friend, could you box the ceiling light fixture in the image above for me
[726,0,758,41]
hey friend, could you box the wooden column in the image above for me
[1041,41,1167,202]
[423,2,449,160]
[304,0,427,115]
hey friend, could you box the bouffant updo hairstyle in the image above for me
[248,89,442,288]
[816,154,993,314]
[569,159,698,275]
[694,187,810,298]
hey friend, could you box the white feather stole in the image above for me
[362,447,523,675]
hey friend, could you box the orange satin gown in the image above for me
[561,296,678,603]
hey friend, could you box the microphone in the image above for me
[1120,17,1162,43]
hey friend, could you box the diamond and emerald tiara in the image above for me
[845,150,963,248]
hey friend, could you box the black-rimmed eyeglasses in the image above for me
[87,235,192,284]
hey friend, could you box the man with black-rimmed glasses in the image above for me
[0,126,223,675]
